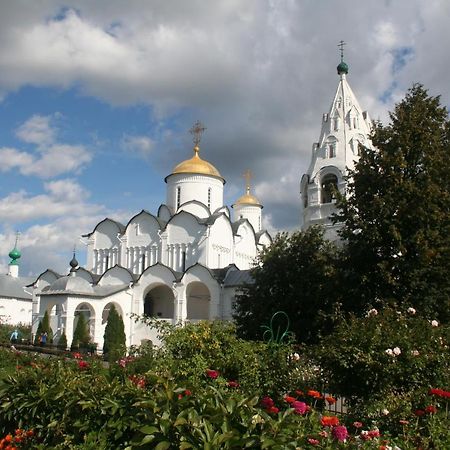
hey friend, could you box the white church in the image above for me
[1,53,373,350]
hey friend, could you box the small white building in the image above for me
[31,124,271,349]
[300,56,373,240]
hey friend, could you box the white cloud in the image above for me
[121,134,155,158]
[0,179,100,223]
[15,114,56,146]
[0,114,92,178]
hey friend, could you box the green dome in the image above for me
[9,247,21,265]
[337,61,349,75]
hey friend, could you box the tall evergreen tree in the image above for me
[33,310,53,344]
[103,305,126,360]
[336,84,450,320]
[71,313,90,350]
[234,226,340,344]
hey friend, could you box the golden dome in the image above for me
[234,192,261,206]
[171,146,223,179]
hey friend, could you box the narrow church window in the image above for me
[329,144,336,158]
[141,253,146,273]
[176,187,181,208]
[105,254,109,271]
[208,187,211,209]
[182,251,186,272]
[334,118,339,131]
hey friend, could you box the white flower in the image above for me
[367,308,378,317]
[385,348,394,356]
[411,350,420,356]
[382,408,390,416]
[393,347,401,356]
[292,352,300,361]
[431,320,439,327]
[407,307,416,315]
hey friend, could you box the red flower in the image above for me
[295,390,304,396]
[307,390,322,399]
[415,409,425,416]
[325,396,337,405]
[267,406,279,414]
[368,429,380,439]
[73,352,82,359]
[184,389,192,396]
[227,380,239,388]
[307,438,320,445]
[284,395,296,404]
[78,360,89,369]
[321,416,339,427]
[206,369,219,379]
[425,405,437,414]
[429,388,450,398]
[261,396,274,409]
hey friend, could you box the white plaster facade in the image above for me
[29,140,271,350]
[300,59,373,240]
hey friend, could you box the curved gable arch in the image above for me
[178,200,210,218]
[165,210,205,244]
[98,265,134,286]
[157,204,172,222]
[34,269,61,289]
[93,218,123,249]
[125,210,162,247]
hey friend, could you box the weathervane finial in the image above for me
[189,120,206,147]
[338,40,346,62]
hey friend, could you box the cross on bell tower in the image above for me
[338,40,346,62]
[189,120,206,147]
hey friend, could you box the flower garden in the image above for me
[0,309,449,449]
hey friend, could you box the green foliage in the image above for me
[134,319,319,400]
[0,321,30,344]
[336,84,450,321]
[103,305,126,361]
[57,331,68,350]
[71,313,90,350]
[313,307,450,417]
[234,226,340,344]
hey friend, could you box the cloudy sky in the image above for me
[0,0,448,276]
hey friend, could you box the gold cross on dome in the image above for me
[338,40,346,62]
[189,120,206,146]
[243,169,252,194]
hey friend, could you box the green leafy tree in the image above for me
[336,84,450,321]
[71,313,90,350]
[233,226,340,344]
[103,305,126,361]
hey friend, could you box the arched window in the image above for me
[329,143,336,158]
[321,174,338,204]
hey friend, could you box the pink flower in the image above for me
[292,401,309,415]
[73,352,82,359]
[205,369,219,379]
[307,438,320,445]
[332,425,348,442]
[353,421,363,428]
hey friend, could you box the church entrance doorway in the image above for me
[143,285,174,319]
